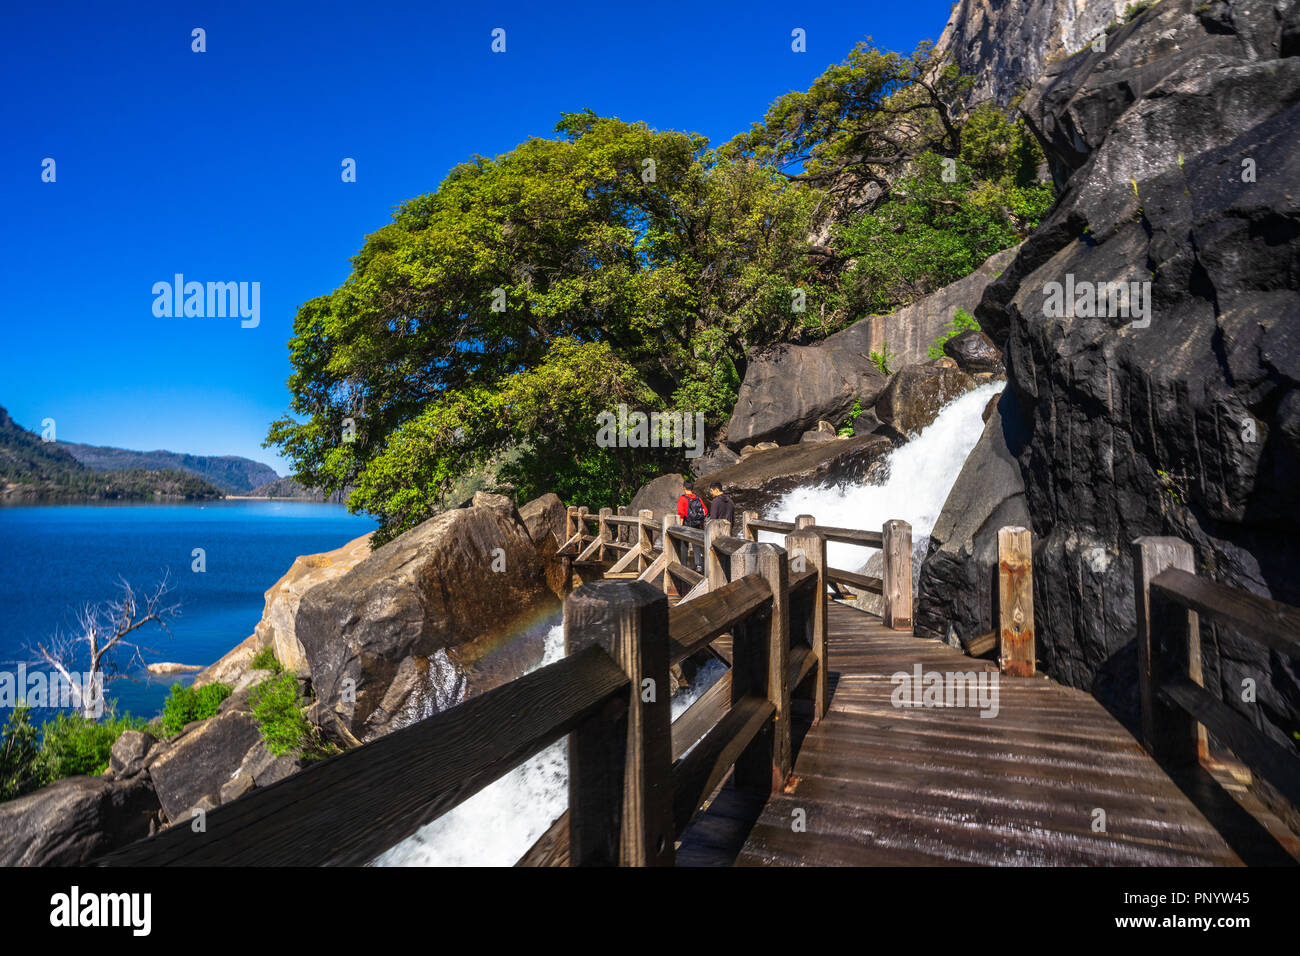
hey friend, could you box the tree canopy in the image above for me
[267,41,1055,544]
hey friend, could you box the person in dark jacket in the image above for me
[707,481,735,533]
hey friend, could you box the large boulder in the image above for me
[943,329,1004,373]
[518,492,567,550]
[628,473,687,524]
[698,434,893,514]
[976,0,1300,738]
[875,364,978,437]
[915,390,1032,648]
[0,773,159,865]
[725,342,887,447]
[146,709,264,822]
[196,531,373,684]
[294,501,562,742]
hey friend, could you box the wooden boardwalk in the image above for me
[676,602,1281,867]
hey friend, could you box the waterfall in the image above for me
[374,382,1001,866]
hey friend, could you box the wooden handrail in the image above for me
[97,646,629,866]
[1134,536,1300,827]
[1151,567,1300,660]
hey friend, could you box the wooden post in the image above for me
[565,580,674,866]
[598,507,612,562]
[661,514,681,594]
[787,528,829,721]
[741,511,759,542]
[636,509,653,573]
[795,514,815,529]
[882,519,913,630]
[732,542,791,790]
[704,518,729,591]
[565,505,578,542]
[577,506,589,550]
[997,526,1034,676]
[616,506,628,545]
[1133,537,1203,764]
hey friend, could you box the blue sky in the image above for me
[1,0,956,474]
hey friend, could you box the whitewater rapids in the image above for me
[373,381,1001,865]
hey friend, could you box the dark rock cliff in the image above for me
[976,0,1300,740]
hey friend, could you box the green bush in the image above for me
[38,710,147,780]
[870,347,894,376]
[249,646,281,672]
[928,308,981,359]
[160,682,231,737]
[0,705,42,801]
[249,672,334,761]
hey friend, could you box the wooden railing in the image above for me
[97,503,908,867]
[1133,536,1300,810]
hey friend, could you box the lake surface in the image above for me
[0,500,376,721]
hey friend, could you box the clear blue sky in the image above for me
[1,0,955,474]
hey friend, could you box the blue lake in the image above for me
[0,500,376,721]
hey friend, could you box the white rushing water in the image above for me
[757,382,1003,572]
[374,382,1001,866]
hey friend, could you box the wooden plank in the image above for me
[671,695,775,835]
[516,813,569,867]
[98,646,628,866]
[668,524,706,545]
[1133,537,1201,763]
[747,518,794,534]
[676,576,710,605]
[565,580,674,866]
[636,551,668,584]
[667,563,704,591]
[1152,567,1300,660]
[882,519,912,629]
[963,631,997,657]
[828,567,883,593]
[1160,677,1300,809]
[997,526,1035,676]
[671,672,732,761]
[668,575,771,666]
[816,526,883,548]
[574,534,605,562]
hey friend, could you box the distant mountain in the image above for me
[59,442,280,494]
[0,407,224,503]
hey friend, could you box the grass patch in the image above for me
[160,682,232,737]
[249,671,336,761]
[249,646,282,672]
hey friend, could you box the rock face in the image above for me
[915,390,1032,647]
[697,434,894,513]
[935,0,1129,106]
[294,501,562,741]
[875,364,978,437]
[0,773,159,865]
[146,709,264,821]
[629,472,687,523]
[976,0,1300,738]
[196,532,373,684]
[726,341,887,447]
[518,492,567,549]
[943,329,1004,374]
[824,245,1021,369]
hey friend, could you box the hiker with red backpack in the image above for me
[677,479,708,572]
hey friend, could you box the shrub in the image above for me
[0,705,41,801]
[38,710,147,780]
[249,646,281,672]
[928,308,980,359]
[249,672,334,761]
[870,347,894,376]
[160,682,231,737]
